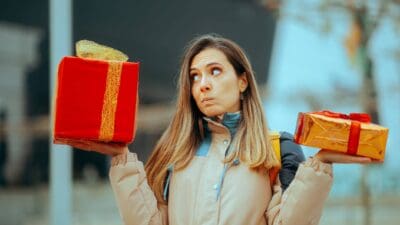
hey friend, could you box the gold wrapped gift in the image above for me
[294,111,388,160]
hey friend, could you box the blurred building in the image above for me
[0,0,276,185]
[0,22,42,184]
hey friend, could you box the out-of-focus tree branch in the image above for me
[263,0,400,34]
[261,2,399,225]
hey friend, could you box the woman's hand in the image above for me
[59,139,129,156]
[315,149,382,164]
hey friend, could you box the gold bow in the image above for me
[76,40,129,142]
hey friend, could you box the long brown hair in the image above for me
[145,34,280,204]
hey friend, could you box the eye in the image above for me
[211,67,222,76]
[193,75,200,81]
[190,72,200,82]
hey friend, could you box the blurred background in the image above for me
[0,0,399,224]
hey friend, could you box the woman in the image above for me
[70,34,373,225]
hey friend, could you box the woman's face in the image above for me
[190,48,247,117]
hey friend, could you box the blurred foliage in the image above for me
[263,0,400,51]
[262,0,400,117]
[261,2,400,225]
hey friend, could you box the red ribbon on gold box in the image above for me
[294,110,388,160]
[53,56,139,144]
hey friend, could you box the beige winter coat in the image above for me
[109,118,333,225]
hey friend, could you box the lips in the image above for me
[201,97,214,103]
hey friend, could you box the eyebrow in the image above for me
[190,62,223,71]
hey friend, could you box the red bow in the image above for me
[312,110,371,155]
[313,110,371,123]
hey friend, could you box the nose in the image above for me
[199,76,211,92]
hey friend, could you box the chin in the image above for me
[201,108,224,118]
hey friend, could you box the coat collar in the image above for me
[203,111,241,137]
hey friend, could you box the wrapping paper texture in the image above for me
[294,112,388,160]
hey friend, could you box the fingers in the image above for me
[57,140,93,151]
[55,139,128,156]
[370,158,384,164]
[316,149,375,164]
[338,155,372,164]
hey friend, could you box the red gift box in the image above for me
[53,56,139,144]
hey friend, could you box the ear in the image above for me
[238,73,248,92]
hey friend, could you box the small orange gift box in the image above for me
[294,111,388,160]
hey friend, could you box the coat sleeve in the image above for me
[266,157,333,225]
[109,152,168,225]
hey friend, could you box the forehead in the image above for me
[190,48,230,69]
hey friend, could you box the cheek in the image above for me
[226,91,240,105]
[220,82,241,107]
[221,80,240,97]
[191,85,200,103]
